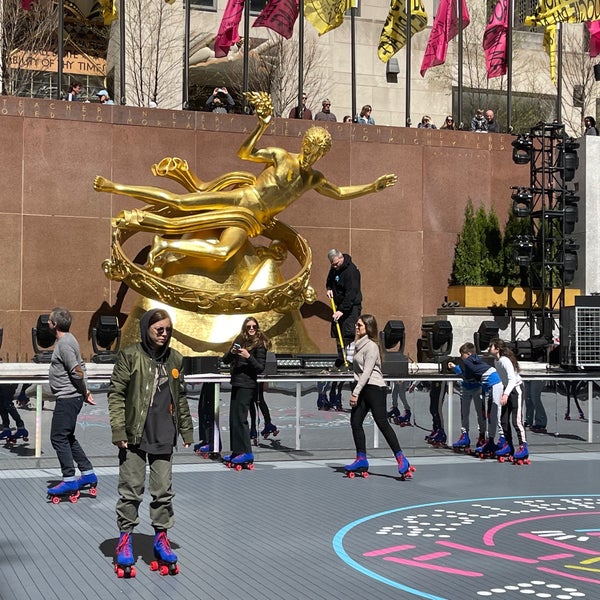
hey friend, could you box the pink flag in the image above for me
[587,21,600,58]
[483,0,509,79]
[420,0,470,77]
[21,0,34,8]
[214,0,245,58]
[253,0,299,39]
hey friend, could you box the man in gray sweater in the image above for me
[46,307,97,500]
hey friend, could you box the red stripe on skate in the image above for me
[519,532,600,555]
[437,541,538,563]
[538,553,575,560]
[383,556,482,576]
[362,545,415,557]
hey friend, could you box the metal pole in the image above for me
[507,0,513,131]
[556,24,562,124]
[119,0,126,104]
[242,0,250,103]
[296,0,305,116]
[351,1,357,120]
[457,0,463,128]
[57,0,63,99]
[183,0,191,109]
[405,0,411,127]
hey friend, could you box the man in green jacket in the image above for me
[108,308,193,577]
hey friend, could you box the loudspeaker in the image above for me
[264,351,277,376]
[594,63,600,82]
[382,320,405,352]
[182,356,219,375]
[382,352,409,377]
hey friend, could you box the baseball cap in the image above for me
[96,89,109,97]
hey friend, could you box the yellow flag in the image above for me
[304,0,353,35]
[99,0,118,25]
[378,0,428,63]
[525,0,600,27]
[543,24,558,85]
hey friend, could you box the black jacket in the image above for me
[223,344,266,389]
[326,253,362,341]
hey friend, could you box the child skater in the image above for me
[448,342,504,457]
[488,338,528,463]
[344,314,414,479]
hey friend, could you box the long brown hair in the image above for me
[357,313,382,362]
[490,338,520,372]
[235,316,271,351]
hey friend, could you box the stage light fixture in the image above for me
[32,314,55,363]
[513,235,534,267]
[562,241,579,285]
[381,320,405,352]
[427,321,453,363]
[512,134,533,164]
[91,315,121,363]
[558,138,580,182]
[474,321,499,354]
[511,186,533,217]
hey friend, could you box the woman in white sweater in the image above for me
[345,314,414,479]
[489,338,529,464]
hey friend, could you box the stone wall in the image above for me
[0,96,525,361]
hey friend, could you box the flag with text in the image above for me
[483,0,509,78]
[253,0,299,39]
[379,0,428,63]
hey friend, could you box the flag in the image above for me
[588,20,600,57]
[21,0,34,8]
[379,0,428,63]
[420,0,469,77]
[214,0,245,57]
[482,0,509,79]
[525,0,600,27]
[543,24,558,84]
[253,0,299,39]
[99,0,118,25]
[304,0,353,36]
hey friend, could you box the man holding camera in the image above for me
[205,86,235,113]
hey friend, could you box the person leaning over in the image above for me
[108,308,193,575]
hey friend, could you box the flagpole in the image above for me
[119,0,126,104]
[556,23,562,123]
[57,0,63,99]
[243,0,250,106]
[351,1,357,121]
[183,0,191,109]
[457,0,463,128]
[506,0,513,131]
[405,0,412,126]
[297,0,305,115]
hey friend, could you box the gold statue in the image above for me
[94,92,397,354]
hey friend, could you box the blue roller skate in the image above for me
[475,437,497,460]
[387,407,400,422]
[261,423,279,439]
[114,532,136,578]
[195,442,222,459]
[345,452,369,478]
[513,442,530,465]
[47,479,80,504]
[8,427,29,445]
[150,531,179,576]
[494,436,512,463]
[0,427,13,442]
[76,472,98,496]
[229,452,255,471]
[429,429,447,448]
[425,429,437,443]
[397,410,412,427]
[396,451,415,480]
[452,431,471,453]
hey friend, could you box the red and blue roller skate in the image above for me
[76,472,98,497]
[47,479,80,504]
[452,431,471,454]
[228,452,254,471]
[261,423,279,439]
[429,428,447,448]
[494,436,512,463]
[474,437,497,460]
[387,407,400,422]
[114,532,136,578]
[345,452,369,478]
[396,410,412,426]
[0,427,14,444]
[396,451,415,480]
[6,427,29,447]
[195,443,222,459]
[150,531,179,576]
[513,442,530,465]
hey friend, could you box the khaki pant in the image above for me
[116,446,174,533]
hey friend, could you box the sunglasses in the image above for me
[246,324,258,330]
[152,326,172,335]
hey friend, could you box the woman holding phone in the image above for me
[222,316,270,469]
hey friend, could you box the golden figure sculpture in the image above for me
[95,92,397,354]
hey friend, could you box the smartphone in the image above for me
[232,342,241,353]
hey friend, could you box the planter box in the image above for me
[447,286,581,309]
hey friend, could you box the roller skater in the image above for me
[227,452,255,470]
[114,532,136,578]
[345,315,415,481]
[452,430,471,453]
[345,452,369,478]
[494,435,512,462]
[47,479,80,504]
[150,530,179,576]
[388,381,414,426]
[513,442,530,465]
[0,384,29,447]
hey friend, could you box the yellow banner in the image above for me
[378,0,428,63]
[525,0,600,27]
[543,24,558,84]
[304,0,353,35]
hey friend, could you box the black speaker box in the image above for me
[264,351,277,376]
[182,356,220,375]
[382,352,409,377]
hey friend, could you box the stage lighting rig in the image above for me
[32,314,55,363]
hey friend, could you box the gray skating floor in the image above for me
[2,450,600,600]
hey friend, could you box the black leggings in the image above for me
[350,384,401,455]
